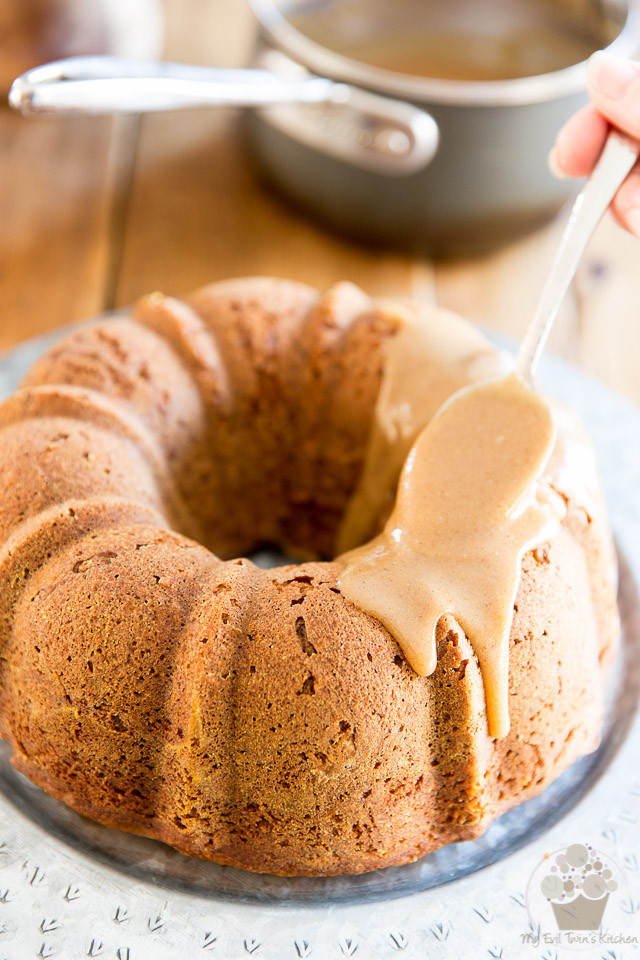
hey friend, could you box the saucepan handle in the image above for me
[9,54,440,176]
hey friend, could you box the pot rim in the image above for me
[249,0,639,106]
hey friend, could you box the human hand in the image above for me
[549,52,640,237]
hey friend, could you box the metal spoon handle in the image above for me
[516,129,640,381]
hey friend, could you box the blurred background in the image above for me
[1,0,639,404]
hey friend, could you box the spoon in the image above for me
[516,128,640,382]
[7,54,439,176]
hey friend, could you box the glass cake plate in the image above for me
[0,324,638,958]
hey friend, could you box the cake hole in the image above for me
[295,617,317,656]
[251,548,293,569]
[300,675,316,696]
[453,659,468,680]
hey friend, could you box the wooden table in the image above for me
[2,0,639,404]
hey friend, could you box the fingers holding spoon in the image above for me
[550,52,640,239]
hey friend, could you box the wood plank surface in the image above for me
[0,110,119,348]
[1,0,639,407]
[114,107,424,305]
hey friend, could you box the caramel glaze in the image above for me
[337,302,508,553]
[337,305,580,739]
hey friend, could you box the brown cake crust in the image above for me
[0,277,619,875]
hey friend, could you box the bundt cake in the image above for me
[0,277,618,876]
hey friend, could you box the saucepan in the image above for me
[9,0,638,255]
[247,0,638,254]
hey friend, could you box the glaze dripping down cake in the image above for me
[0,278,618,876]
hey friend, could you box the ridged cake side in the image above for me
[0,277,619,875]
